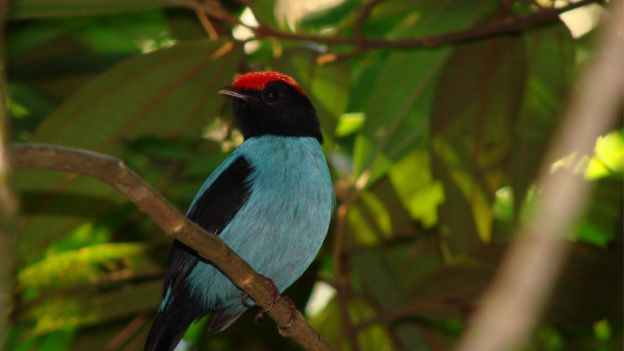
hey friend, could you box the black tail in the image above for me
[144,288,202,351]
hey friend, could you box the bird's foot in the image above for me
[261,276,281,311]
[279,296,297,329]
[240,275,280,310]
[241,291,254,308]
[239,275,296,327]
[254,309,266,324]
[254,295,297,328]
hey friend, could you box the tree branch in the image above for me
[455,1,623,350]
[9,143,333,351]
[353,0,383,38]
[0,1,17,349]
[251,0,599,49]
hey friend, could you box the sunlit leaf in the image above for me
[389,150,443,227]
[585,129,624,180]
[347,189,394,246]
[21,281,161,333]
[335,112,365,137]
[18,242,158,292]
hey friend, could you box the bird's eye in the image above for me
[262,88,279,104]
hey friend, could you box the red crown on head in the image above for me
[231,71,305,95]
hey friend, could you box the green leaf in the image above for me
[298,0,360,33]
[335,112,365,137]
[585,129,624,180]
[547,243,622,327]
[250,1,281,30]
[511,24,575,212]
[573,178,622,247]
[8,328,75,351]
[347,189,395,246]
[21,280,161,333]
[350,0,499,186]
[366,0,498,39]
[10,0,194,19]
[309,296,394,351]
[352,237,445,350]
[594,319,612,342]
[165,8,208,41]
[431,33,527,252]
[16,40,241,260]
[75,10,176,55]
[18,242,158,292]
[389,150,443,227]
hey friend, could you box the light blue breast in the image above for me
[186,136,334,309]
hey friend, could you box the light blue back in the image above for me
[186,135,333,310]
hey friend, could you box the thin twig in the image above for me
[316,48,365,65]
[106,314,148,351]
[455,1,623,350]
[194,0,244,27]
[195,8,220,40]
[9,144,333,351]
[353,0,383,38]
[332,191,360,351]
[251,0,599,49]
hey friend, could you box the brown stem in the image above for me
[195,1,243,27]
[353,0,383,38]
[332,192,360,351]
[195,8,220,40]
[9,144,333,351]
[106,314,148,351]
[455,1,623,350]
[252,0,599,49]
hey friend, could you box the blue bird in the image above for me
[145,71,334,351]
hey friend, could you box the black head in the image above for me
[218,71,323,143]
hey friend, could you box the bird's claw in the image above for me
[241,275,297,327]
[279,295,297,329]
[254,309,266,325]
[241,291,254,308]
[254,295,297,328]
[262,276,280,310]
[240,275,280,311]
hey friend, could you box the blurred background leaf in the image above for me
[10,0,195,19]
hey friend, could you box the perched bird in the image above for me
[145,71,334,351]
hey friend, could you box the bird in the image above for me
[144,71,334,351]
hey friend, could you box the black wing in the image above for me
[163,155,254,293]
[145,156,254,351]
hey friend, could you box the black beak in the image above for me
[218,87,249,101]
